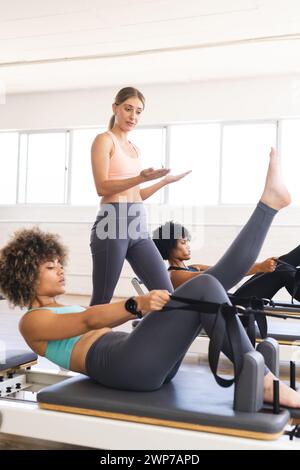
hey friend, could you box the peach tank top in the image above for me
[107,130,142,180]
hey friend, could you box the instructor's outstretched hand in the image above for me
[163,170,192,185]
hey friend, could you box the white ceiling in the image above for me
[1,0,300,93]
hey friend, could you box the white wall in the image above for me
[1,75,300,298]
[1,74,300,131]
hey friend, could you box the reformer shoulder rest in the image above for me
[0,349,38,373]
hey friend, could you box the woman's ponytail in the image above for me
[108,115,115,130]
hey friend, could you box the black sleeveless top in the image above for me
[168,266,199,272]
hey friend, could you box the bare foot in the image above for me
[260,147,291,211]
[264,372,300,408]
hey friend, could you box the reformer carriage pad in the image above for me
[38,364,290,440]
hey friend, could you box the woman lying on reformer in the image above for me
[0,148,300,408]
[153,217,300,303]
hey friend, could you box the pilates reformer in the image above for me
[131,277,300,363]
[1,296,300,449]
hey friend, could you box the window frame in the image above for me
[15,128,70,205]
[0,116,299,207]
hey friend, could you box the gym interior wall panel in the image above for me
[190,226,238,266]
[1,75,300,131]
[261,226,300,259]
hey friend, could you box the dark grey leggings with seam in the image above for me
[86,201,277,391]
[90,203,173,305]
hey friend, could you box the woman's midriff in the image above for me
[101,186,142,204]
[70,328,112,373]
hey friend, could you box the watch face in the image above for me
[126,297,137,314]
[125,297,142,318]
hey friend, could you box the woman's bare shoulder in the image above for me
[92,132,114,153]
[18,308,52,336]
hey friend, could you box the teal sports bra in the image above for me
[27,305,86,369]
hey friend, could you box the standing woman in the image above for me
[90,87,190,304]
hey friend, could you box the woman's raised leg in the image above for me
[205,148,291,291]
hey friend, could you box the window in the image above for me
[281,120,300,205]
[1,119,300,207]
[70,128,103,205]
[0,132,18,204]
[221,123,277,204]
[22,132,67,204]
[130,128,166,203]
[168,124,221,205]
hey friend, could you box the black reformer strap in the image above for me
[166,295,245,387]
[228,294,268,346]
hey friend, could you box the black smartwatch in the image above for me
[125,297,143,318]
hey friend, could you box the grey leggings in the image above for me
[86,201,277,391]
[90,203,173,305]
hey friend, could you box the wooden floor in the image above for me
[0,433,94,450]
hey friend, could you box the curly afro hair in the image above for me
[0,227,68,308]
[152,221,191,260]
